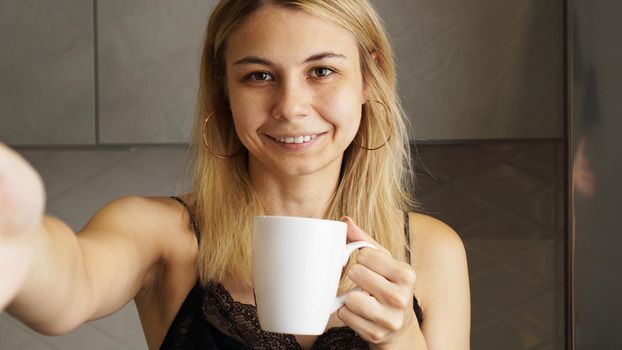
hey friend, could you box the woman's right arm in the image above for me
[1,144,168,335]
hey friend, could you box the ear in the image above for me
[370,50,379,63]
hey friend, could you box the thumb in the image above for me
[341,216,373,243]
[341,216,391,255]
[0,144,46,235]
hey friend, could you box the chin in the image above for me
[274,156,340,178]
[276,163,323,177]
[249,148,344,179]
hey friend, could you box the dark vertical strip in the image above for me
[572,0,622,348]
[564,0,574,349]
[93,0,100,145]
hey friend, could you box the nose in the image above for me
[271,78,310,121]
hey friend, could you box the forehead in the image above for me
[225,4,360,64]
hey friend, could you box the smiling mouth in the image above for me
[274,135,316,144]
[269,133,325,144]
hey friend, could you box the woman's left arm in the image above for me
[338,215,470,350]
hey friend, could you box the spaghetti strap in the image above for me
[404,211,423,322]
[170,196,201,244]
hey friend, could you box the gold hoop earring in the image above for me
[202,112,241,159]
[353,100,393,151]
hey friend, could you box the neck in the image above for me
[248,157,343,218]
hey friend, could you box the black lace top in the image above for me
[159,196,424,350]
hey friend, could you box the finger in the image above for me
[348,262,411,309]
[357,248,416,286]
[337,302,389,345]
[343,289,404,333]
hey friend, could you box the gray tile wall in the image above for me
[375,0,563,140]
[97,0,216,144]
[414,140,565,349]
[0,0,95,146]
[1,0,563,146]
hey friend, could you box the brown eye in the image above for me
[310,67,335,78]
[245,71,274,81]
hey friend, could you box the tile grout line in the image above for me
[93,0,100,145]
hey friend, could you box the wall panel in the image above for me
[97,0,216,144]
[375,0,563,140]
[0,0,95,145]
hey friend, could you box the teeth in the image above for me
[275,135,317,144]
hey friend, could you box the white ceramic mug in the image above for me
[251,215,377,335]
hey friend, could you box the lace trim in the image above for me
[201,280,369,350]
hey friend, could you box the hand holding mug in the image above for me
[337,216,419,348]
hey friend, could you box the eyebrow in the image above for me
[233,51,347,66]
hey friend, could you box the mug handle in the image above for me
[329,240,378,314]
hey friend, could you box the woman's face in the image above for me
[224,4,366,178]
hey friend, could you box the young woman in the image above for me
[0,0,470,349]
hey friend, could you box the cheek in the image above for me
[231,112,260,143]
[227,85,248,121]
[318,86,363,137]
[228,90,264,135]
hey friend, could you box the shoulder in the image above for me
[87,195,171,219]
[407,212,465,261]
[82,194,198,287]
[407,212,469,307]
[407,213,471,346]
[84,195,184,243]
[90,194,193,229]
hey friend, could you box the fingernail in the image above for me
[341,216,353,223]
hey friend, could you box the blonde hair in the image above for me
[186,0,418,291]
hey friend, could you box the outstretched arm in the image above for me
[1,144,167,335]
